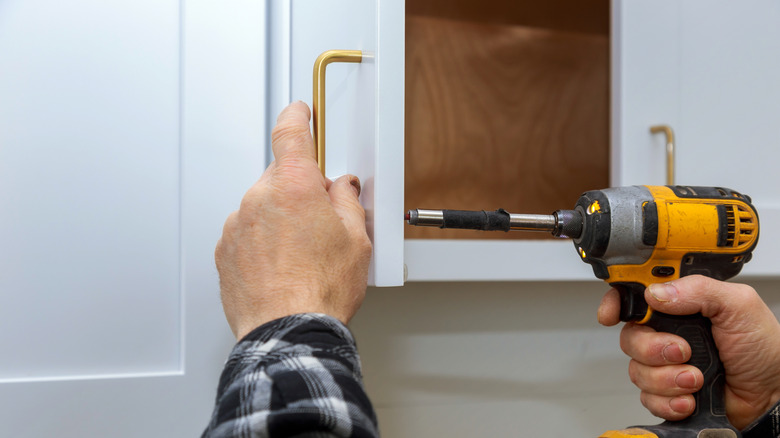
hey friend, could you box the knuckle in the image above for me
[220,211,239,237]
[668,395,694,418]
[271,120,309,144]
[357,234,373,257]
[271,124,313,162]
[628,360,641,386]
[619,325,633,355]
[640,392,672,419]
[239,185,271,216]
[214,238,224,263]
[620,323,649,358]
[675,274,709,297]
[271,162,322,196]
[733,282,759,304]
[639,391,650,410]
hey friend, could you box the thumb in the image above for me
[329,175,367,235]
[644,275,754,322]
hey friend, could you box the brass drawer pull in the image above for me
[312,50,363,176]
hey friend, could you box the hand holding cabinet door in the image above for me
[215,101,372,340]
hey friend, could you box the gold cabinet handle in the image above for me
[650,124,675,185]
[312,50,363,176]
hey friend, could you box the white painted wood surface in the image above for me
[0,1,263,434]
[271,0,405,286]
[611,0,681,187]
[613,0,780,277]
[0,0,181,382]
[675,0,780,277]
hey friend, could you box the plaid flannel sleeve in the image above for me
[202,313,379,438]
[742,399,780,438]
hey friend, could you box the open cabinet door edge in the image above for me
[371,0,405,286]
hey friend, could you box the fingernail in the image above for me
[670,396,692,414]
[662,343,685,363]
[349,176,361,197]
[675,371,698,389]
[649,283,678,303]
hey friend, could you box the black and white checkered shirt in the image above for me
[202,313,378,438]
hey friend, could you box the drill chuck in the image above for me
[553,209,584,238]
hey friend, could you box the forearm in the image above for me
[202,313,378,438]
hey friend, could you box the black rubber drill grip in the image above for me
[613,282,739,437]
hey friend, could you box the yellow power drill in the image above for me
[406,185,760,438]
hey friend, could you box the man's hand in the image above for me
[215,101,372,340]
[598,275,780,429]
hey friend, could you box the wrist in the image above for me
[236,313,355,345]
[742,398,780,437]
[231,300,347,341]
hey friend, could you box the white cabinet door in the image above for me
[614,0,780,277]
[269,0,405,286]
[612,0,681,187]
[675,0,780,276]
[0,1,263,435]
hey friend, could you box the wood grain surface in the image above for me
[405,12,609,240]
[406,0,609,36]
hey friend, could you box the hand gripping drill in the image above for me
[406,185,760,438]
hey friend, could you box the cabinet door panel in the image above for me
[676,0,780,276]
[0,1,263,434]
[0,0,180,381]
[611,0,681,187]
[274,0,404,286]
[615,0,779,276]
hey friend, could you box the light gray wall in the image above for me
[351,278,780,437]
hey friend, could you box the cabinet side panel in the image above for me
[0,0,181,379]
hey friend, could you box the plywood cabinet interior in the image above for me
[404,0,610,240]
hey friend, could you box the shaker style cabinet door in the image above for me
[674,0,780,276]
[268,0,405,286]
[0,1,265,435]
[614,0,780,276]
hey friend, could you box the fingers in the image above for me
[628,359,702,396]
[328,175,369,241]
[597,288,621,326]
[645,275,759,322]
[613,311,703,422]
[599,276,758,327]
[270,101,318,167]
[640,392,696,420]
[620,323,691,366]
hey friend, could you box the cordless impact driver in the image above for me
[406,185,760,438]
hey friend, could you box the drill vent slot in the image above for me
[725,205,756,247]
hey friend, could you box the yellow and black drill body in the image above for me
[575,185,758,322]
[406,185,760,438]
